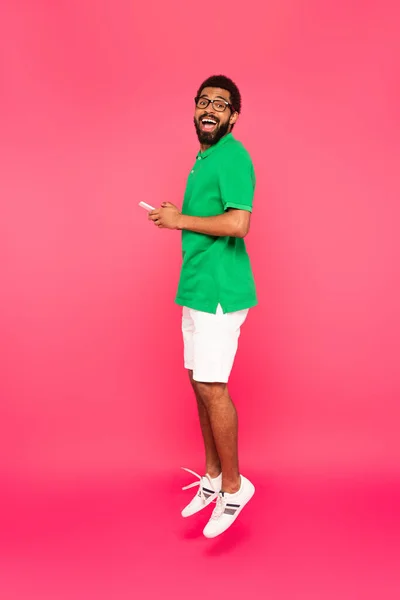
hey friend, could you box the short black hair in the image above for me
[196,75,242,114]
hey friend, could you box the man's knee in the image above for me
[188,370,227,403]
[194,381,227,405]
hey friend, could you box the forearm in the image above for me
[178,211,246,238]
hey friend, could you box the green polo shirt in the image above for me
[175,133,257,314]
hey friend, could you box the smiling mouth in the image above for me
[200,116,218,132]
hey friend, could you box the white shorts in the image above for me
[182,304,249,383]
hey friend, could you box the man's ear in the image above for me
[230,112,239,126]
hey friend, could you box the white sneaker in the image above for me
[203,475,255,538]
[181,467,222,518]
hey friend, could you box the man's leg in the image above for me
[194,379,255,539]
[180,369,222,518]
[192,380,240,494]
[188,370,221,479]
[182,306,254,535]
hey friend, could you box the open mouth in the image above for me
[200,116,218,133]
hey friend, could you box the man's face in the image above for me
[194,87,238,146]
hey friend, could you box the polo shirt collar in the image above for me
[197,133,234,159]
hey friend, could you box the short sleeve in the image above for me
[219,148,256,212]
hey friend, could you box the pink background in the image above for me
[1,1,399,598]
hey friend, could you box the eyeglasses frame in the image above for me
[194,96,236,113]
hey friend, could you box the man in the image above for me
[149,75,257,538]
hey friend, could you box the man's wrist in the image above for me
[177,213,186,230]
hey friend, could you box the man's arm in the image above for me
[148,203,251,238]
[178,209,250,238]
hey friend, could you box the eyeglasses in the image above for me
[194,96,234,113]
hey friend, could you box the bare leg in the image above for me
[188,371,221,478]
[193,381,240,494]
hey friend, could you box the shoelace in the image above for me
[181,467,218,505]
[211,493,227,520]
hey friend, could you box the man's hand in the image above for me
[148,202,182,230]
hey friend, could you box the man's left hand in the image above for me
[148,202,181,230]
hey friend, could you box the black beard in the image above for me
[194,117,230,146]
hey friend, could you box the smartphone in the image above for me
[138,201,155,212]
